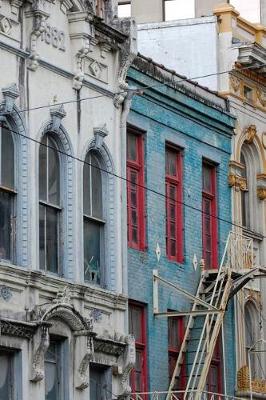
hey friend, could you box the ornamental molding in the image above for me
[0,319,37,339]
[256,88,266,107]
[113,18,137,108]
[31,325,50,382]
[26,2,50,71]
[257,173,266,200]
[228,161,247,191]
[262,132,266,149]
[94,336,126,357]
[230,75,241,93]
[93,124,108,149]
[50,103,67,132]
[75,335,95,390]
[119,335,136,397]
[1,83,19,113]
[244,124,257,144]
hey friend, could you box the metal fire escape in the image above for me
[151,231,266,400]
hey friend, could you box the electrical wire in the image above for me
[2,123,265,238]
[11,62,266,115]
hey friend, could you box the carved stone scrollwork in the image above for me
[50,104,67,132]
[244,124,257,144]
[31,325,50,382]
[1,83,19,113]
[119,335,136,397]
[73,39,92,90]
[257,88,266,107]
[75,335,95,390]
[230,75,241,93]
[93,124,108,149]
[10,0,23,17]
[228,161,247,191]
[27,1,49,71]
[113,19,137,108]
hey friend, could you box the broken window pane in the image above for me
[84,219,101,284]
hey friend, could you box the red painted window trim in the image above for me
[165,146,183,263]
[207,337,223,396]
[129,301,148,396]
[168,315,186,392]
[127,127,146,250]
[202,161,218,269]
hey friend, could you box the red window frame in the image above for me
[127,126,146,250]
[165,146,183,262]
[129,302,148,396]
[202,162,218,269]
[168,316,186,393]
[207,338,223,396]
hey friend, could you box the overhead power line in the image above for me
[2,123,265,239]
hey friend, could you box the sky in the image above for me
[118,0,262,24]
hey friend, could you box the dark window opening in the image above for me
[39,134,61,274]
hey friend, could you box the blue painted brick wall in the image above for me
[127,64,236,396]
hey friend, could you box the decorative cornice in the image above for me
[50,103,67,131]
[0,318,38,339]
[1,83,19,113]
[93,124,108,149]
[94,337,126,357]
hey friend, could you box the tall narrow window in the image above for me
[168,316,186,391]
[165,146,183,262]
[127,127,145,250]
[240,153,249,229]
[83,151,104,285]
[0,123,15,262]
[207,338,223,395]
[39,134,61,274]
[129,302,147,395]
[245,302,259,377]
[45,339,66,400]
[202,162,217,269]
[0,349,15,399]
[90,364,112,400]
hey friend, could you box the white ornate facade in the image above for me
[0,0,136,399]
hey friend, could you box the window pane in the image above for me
[118,3,131,18]
[0,352,12,399]
[39,137,47,202]
[48,137,60,206]
[127,133,138,161]
[46,207,59,274]
[0,190,12,260]
[83,154,91,216]
[91,154,102,219]
[202,164,212,192]
[39,205,45,270]
[129,305,142,342]
[1,126,14,189]
[166,149,177,177]
[45,341,60,400]
[84,219,101,284]
[164,0,195,21]
[90,365,111,400]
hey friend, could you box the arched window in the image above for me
[39,134,61,274]
[245,302,259,376]
[0,122,15,261]
[240,143,261,233]
[240,152,249,228]
[83,151,104,285]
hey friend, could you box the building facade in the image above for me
[0,1,137,399]
[129,2,266,397]
[126,55,236,396]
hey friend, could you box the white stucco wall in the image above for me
[137,16,219,91]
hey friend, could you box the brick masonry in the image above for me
[127,63,236,394]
